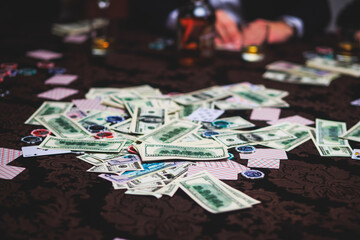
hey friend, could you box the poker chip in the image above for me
[0,89,10,97]
[228,152,234,160]
[9,69,18,77]
[241,170,265,179]
[94,131,113,139]
[127,145,137,154]
[30,129,51,137]
[21,135,42,144]
[1,62,18,70]
[235,145,256,154]
[201,131,220,138]
[302,51,317,60]
[211,120,230,129]
[19,68,37,76]
[37,61,55,69]
[48,67,66,75]
[106,116,124,124]
[0,69,11,77]
[87,124,107,133]
[315,46,333,59]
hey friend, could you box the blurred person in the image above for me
[131,0,330,50]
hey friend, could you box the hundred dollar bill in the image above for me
[130,106,167,134]
[214,101,255,111]
[77,111,117,130]
[309,128,352,157]
[77,155,104,166]
[266,61,339,79]
[213,127,295,148]
[87,161,143,173]
[217,180,260,206]
[261,123,311,151]
[36,114,90,139]
[229,85,281,107]
[39,136,125,153]
[110,119,132,134]
[201,116,255,131]
[173,86,230,105]
[316,119,348,146]
[306,57,360,77]
[178,171,252,213]
[138,120,201,144]
[135,142,228,161]
[125,190,162,199]
[340,121,360,142]
[263,70,333,86]
[25,101,73,125]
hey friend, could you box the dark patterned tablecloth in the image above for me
[0,24,360,240]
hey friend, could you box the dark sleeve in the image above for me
[337,0,360,30]
[285,0,331,38]
[129,0,187,34]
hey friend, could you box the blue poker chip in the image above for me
[211,120,231,129]
[21,135,42,144]
[241,170,265,179]
[87,124,107,133]
[9,69,18,77]
[201,131,220,138]
[19,68,37,76]
[228,152,234,160]
[48,67,66,75]
[106,116,124,124]
[235,145,256,154]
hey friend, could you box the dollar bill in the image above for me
[135,142,228,161]
[77,111,117,130]
[340,121,360,142]
[201,116,255,131]
[77,154,104,166]
[110,119,132,134]
[130,106,167,134]
[263,70,333,86]
[214,101,255,110]
[178,171,252,213]
[309,128,352,157]
[217,180,260,206]
[173,86,230,105]
[138,120,201,144]
[25,101,73,125]
[87,161,143,173]
[306,57,360,77]
[261,123,311,151]
[36,114,90,139]
[316,119,348,146]
[39,136,125,153]
[213,127,295,148]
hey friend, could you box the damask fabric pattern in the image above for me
[0,26,360,240]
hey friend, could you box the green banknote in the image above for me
[39,136,125,153]
[340,121,360,143]
[316,119,347,146]
[36,114,90,139]
[130,107,167,134]
[25,101,73,125]
[178,171,252,213]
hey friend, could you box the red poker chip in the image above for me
[37,61,55,69]
[1,63,18,70]
[94,131,113,139]
[30,129,51,137]
[0,69,10,77]
[127,145,137,154]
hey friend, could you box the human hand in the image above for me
[214,10,243,50]
[241,19,294,47]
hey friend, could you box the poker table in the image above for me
[1,23,360,240]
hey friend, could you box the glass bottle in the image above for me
[177,0,216,66]
[91,0,111,56]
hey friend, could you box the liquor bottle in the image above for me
[177,0,216,66]
[91,0,111,57]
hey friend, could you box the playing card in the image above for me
[267,115,314,126]
[187,108,224,122]
[72,98,125,114]
[351,99,360,106]
[64,35,88,44]
[0,148,22,165]
[240,148,287,160]
[187,165,239,180]
[26,49,63,60]
[195,159,249,173]
[250,108,281,121]
[38,87,78,100]
[45,74,78,85]
[21,146,71,158]
[0,165,26,180]
[247,158,280,169]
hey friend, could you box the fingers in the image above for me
[215,10,241,43]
